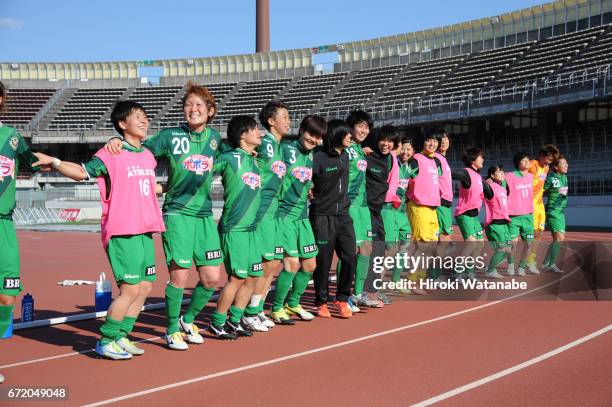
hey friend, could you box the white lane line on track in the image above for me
[411,323,612,407]
[81,267,582,407]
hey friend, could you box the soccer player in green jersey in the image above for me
[269,115,326,324]
[542,156,568,273]
[106,83,224,350]
[208,115,263,339]
[34,101,165,360]
[344,110,380,308]
[242,101,290,332]
[0,81,40,382]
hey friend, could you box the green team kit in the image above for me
[214,148,263,279]
[544,172,568,233]
[346,142,372,245]
[277,139,318,259]
[0,125,38,297]
[382,161,412,244]
[255,132,286,260]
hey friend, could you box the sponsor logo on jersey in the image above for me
[124,274,140,279]
[145,266,156,276]
[126,165,155,178]
[205,250,222,260]
[3,277,20,290]
[356,159,367,172]
[0,155,15,180]
[291,166,312,183]
[210,139,218,150]
[559,186,568,195]
[9,137,18,151]
[183,155,213,175]
[398,178,409,189]
[271,160,286,178]
[242,172,261,190]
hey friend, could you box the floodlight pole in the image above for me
[256,0,270,53]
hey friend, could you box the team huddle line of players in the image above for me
[0,81,568,369]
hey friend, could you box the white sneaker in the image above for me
[549,264,563,274]
[486,270,504,279]
[528,264,540,275]
[507,263,515,276]
[116,337,145,355]
[179,316,204,344]
[257,311,275,328]
[284,304,315,321]
[165,331,189,351]
[95,340,132,360]
[242,315,269,332]
[517,266,526,277]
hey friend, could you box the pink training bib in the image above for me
[454,167,484,217]
[407,153,441,207]
[505,171,534,216]
[434,152,453,202]
[95,148,165,247]
[385,152,401,204]
[484,180,510,226]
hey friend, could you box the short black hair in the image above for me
[299,115,327,138]
[423,128,440,142]
[259,100,289,131]
[436,128,450,144]
[401,136,413,145]
[111,100,146,136]
[227,115,258,148]
[325,119,350,151]
[486,164,504,180]
[462,147,484,167]
[376,124,401,148]
[0,81,6,112]
[345,109,373,130]
[513,151,530,169]
[539,144,560,160]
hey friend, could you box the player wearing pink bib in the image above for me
[34,101,165,360]
[505,152,537,276]
[434,130,454,239]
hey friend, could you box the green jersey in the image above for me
[143,126,221,217]
[396,161,411,209]
[83,142,143,185]
[214,148,261,232]
[346,142,368,207]
[256,132,285,219]
[544,172,568,213]
[0,125,38,218]
[277,140,313,221]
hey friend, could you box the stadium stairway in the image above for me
[37,88,77,131]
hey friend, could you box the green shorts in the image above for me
[106,233,157,286]
[485,223,512,249]
[0,218,22,296]
[162,214,223,268]
[455,214,484,240]
[281,218,318,259]
[220,230,263,279]
[509,214,535,241]
[436,205,454,235]
[382,206,411,244]
[349,204,373,245]
[546,211,566,234]
[256,216,284,261]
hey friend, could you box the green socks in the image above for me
[183,283,215,324]
[229,305,245,324]
[286,270,311,308]
[99,317,122,345]
[272,270,296,312]
[0,304,14,337]
[118,316,137,339]
[544,241,562,265]
[211,311,227,327]
[487,250,507,273]
[165,284,184,335]
[355,254,370,295]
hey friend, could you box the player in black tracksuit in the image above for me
[310,119,356,318]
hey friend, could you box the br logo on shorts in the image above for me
[252,263,263,272]
[526,234,534,239]
[3,277,21,289]
[271,160,287,178]
[476,230,483,236]
[183,155,213,175]
[291,166,312,183]
[303,244,318,254]
[275,246,284,255]
[205,250,222,260]
[145,266,156,276]
[242,172,261,190]
[366,230,374,237]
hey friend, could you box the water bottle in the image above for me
[21,293,34,322]
[1,310,12,338]
[95,272,112,312]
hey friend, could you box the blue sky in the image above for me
[0,0,546,62]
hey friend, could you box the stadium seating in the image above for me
[0,88,56,128]
[46,88,126,130]
[281,72,348,118]
[555,25,612,78]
